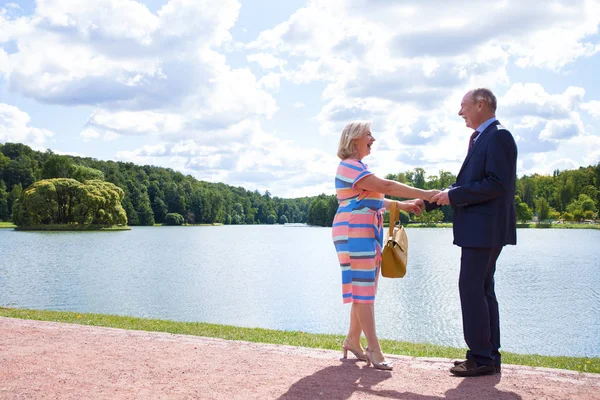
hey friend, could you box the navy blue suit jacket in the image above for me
[428,120,517,248]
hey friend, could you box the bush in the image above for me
[164,212,184,226]
[562,212,574,222]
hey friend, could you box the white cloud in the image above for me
[581,100,600,119]
[503,83,585,119]
[246,53,286,69]
[0,103,53,148]
[86,110,185,136]
[114,120,339,197]
[1,0,273,123]
[2,0,599,198]
[540,119,581,140]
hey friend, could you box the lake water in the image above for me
[1,225,599,357]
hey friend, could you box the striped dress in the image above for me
[332,159,384,304]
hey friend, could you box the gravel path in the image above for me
[1,317,598,399]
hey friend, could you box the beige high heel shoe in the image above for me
[342,339,367,361]
[364,347,393,370]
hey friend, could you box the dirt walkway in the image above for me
[0,317,598,399]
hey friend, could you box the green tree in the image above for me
[415,208,444,225]
[515,196,533,222]
[12,178,126,227]
[5,156,37,190]
[307,196,330,226]
[566,194,596,214]
[266,213,277,224]
[72,165,104,182]
[535,197,551,222]
[165,212,184,225]
[41,155,75,179]
[0,181,9,220]
[151,197,168,223]
[7,184,22,217]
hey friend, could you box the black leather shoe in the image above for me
[450,359,496,377]
[453,360,501,373]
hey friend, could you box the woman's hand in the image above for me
[399,200,423,216]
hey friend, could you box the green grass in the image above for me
[0,222,16,228]
[406,222,599,230]
[406,223,453,228]
[13,224,130,231]
[0,307,597,374]
[152,223,224,227]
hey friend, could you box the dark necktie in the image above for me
[468,130,479,152]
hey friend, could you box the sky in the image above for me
[1,0,600,198]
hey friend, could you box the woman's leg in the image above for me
[354,303,386,363]
[346,303,363,347]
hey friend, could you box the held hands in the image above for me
[430,189,450,206]
[424,189,441,202]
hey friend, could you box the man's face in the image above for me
[458,91,482,130]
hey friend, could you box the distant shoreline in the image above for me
[2,222,598,230]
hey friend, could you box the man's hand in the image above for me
[425,189,441,202]
[431,189,451,206]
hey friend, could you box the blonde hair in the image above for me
[337,120,372,159]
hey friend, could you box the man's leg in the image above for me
[485,247,503,369]
[459,247,498,366]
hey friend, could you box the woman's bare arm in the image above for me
[357,174,439,201]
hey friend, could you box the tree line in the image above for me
[1,142,598,227]
[305,165,600,226]
[0,142,312,226]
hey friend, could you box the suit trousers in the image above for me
[459,246,503,367]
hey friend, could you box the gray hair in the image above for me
[471,88,497,113]
[337,121,372,159]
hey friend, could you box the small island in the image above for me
[11,178,129,231]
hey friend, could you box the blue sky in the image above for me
[1,0,599,198]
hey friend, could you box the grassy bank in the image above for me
[13,224,130,231]
[152,223,224,227]
[406,222,599,230]
[0,221,16,228]
[0,308,596,374]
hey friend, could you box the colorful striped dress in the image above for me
[332,159,385,304]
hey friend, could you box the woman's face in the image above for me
[354,129,375,159]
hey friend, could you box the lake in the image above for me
[1,225,599,357]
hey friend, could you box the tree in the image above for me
[12,178,127,227]
[5,156,37,191]
[566,194,596,214]
[0,181,9,220]
[307,196,329,226]
[415,209,444,225]
[535,197,550,222]
[514,196,533,223]
[151,197,168,223]
[72,165,104,182]
[41,155,75,179]
[165,212,184,225]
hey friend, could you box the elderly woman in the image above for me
[333,121,439,370]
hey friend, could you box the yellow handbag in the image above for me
[381,201,408,278]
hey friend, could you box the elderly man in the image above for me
[428,88,518,377]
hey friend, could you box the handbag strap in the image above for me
[388,201,398,238]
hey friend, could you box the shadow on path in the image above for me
[278,359,522,399]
